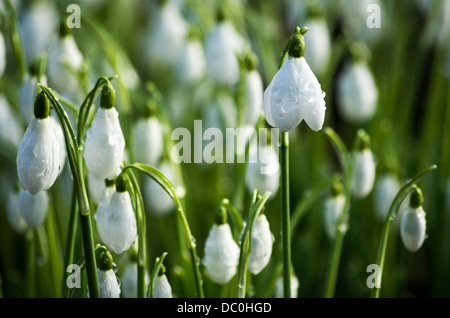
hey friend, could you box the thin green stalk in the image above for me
[62,189,78,296]
[26,230,35,298]
[147,252,168,298]
[280,131,291,298]
[371,165,437,298]
[46,195,63,297]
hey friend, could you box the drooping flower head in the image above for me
[18,188,49,229]
[400,187,427,252]
[323,180,346,240]
[263,27,326,132]
[351,130,376,199]
[245,213,274,275]
[95,246,121,298]
[17,92,61,195]
[154,264,173,298]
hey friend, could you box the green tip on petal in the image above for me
[34,91,50,119]
[158,264,166,276]
[288,27,307,58]
[409,186,424,209]
[115,174,127,193]
[100,81,116,109]
[355,129,371,151]
[96,246,113,271]
[214,206,228,225]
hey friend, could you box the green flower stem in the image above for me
[236,191,271,298]
[371,165,437,298]
[25,230,35,298]
[62,189,78,295]
[39,85,100,298]
[120,163,204,298]
[147,252,168,298]
[280,131,291,298]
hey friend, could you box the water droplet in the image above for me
[274,99,282,108]
[272,88,280,96]
[112,262,118,273]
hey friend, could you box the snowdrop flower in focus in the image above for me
[18,188,49,228]
[154,265,173,298]
[337,59,378,124]
[400,187,427,252]
[203,208,240,284]
[351,130,376,199]
[7,189,28,234]
[95,175,137,254]
[95,247,121,298]
[246,213,274,275]
[17,92,61,195]
[323,181,346,240]
[373,173,400,222]
[84,82,125,180]
[263,27,326,132]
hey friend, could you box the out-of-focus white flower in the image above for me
[7,190,28,234]
[400,205,427,252]
[19,73,48,124]
[18,188,48,228]
[337,61,378,124]
[263,57,326,132]
[147,1,186,67]
[143,161,176,216]
[84,85,125,180]
[120,262,150,298]
[203,221,239,284]
[19,1,58,64]
[95,184,137,254]
[154,273,173,298]
[87,173,116,205]
[243,68,263,129]
[17,93,61,195]
[176,38,206,84]
[351,148,376,199]
[303,18,331,77]
[98,268,121,298]
[246,214,274,275]
[275,272,299,298]
[47,26,83,96]
[0,94,23,148]
[0,31,6,77]
[323,193,346,240]
[205,20,246,85]
[131,116,163,166]
[373,173,400,222]
[245,143,279,199]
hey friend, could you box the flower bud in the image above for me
[97,268,121,298]
[131,116,163,166]
[154,267,173,298]
[400,189,427,252]
[203,217,239,284]
[18,188,49,228]
[351,147,376,199]
[246,214,274,275]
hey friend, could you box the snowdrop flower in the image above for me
[0,94,23,148]
[303,17,331,77]
[263,27,326,132]
[18,188,49,228]
[400,187,427,252]
[87,174,115,205]
[154,265,173,298]
[351,131,376,199]
[47,20,83,97]
[17,92,61,195]
[7,189,28,234]
[275,271,299,298]
[323,182,346,240]
[245,214,274,275]
[84,82,125,180]
[242,52,263,129]
[203,209,240,284]
[131,115,163,166]
[176,36,206,84]
[205,18,246,85]
[147,1,186,67]
[0,30,5,77]
[143,161,176,216]
[96,247,121,298]
[49,116,66,175]
[373,173,400,222]
[95,175,137,254]
[245,142,280,199]
[337,60,378,124]
[121,262,150,298]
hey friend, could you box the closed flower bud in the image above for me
[275,272,299,298]
[246,214,274,275]
[84,86,125,180]
[205,20,245,85]
[18,188,49,228]
[95,178,137,254]
[176,38,206,84]
[203,214,239,284]
[17,93,61,195]
[351,148,376,199]
[323,192,346,240]
[131,116,163,166]
[303,18,331,77]
[337,61,378,124]
[263,54,326,132]
[98,268,121,298]
[400,188,427,252]
[7,190,28,234]
[154,270,173,298]
[373,173,400,222]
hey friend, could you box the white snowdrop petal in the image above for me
[131,117,163,165]
[0,95,23,147]
[7,191,28,234]
[323,194,346,239]
[17,117,61,195]
[373,174,400,222]
[303,18,331,76]
[244,70,263,129]
[84,107,125,180]
[275,274,299,298]
[154,274,173,298]
[50,116,66,175]
[247,215,274,275]
[176,40,206,83]
[203,223,240,284]
[351,149,376,198]
[400,206,426,252]
[95,191,137,254]
[98,269,121,298]
[19,76,39,124]
[337,62,378,124]
[18,189,48,228]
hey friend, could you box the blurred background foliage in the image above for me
[0,0,449,297]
